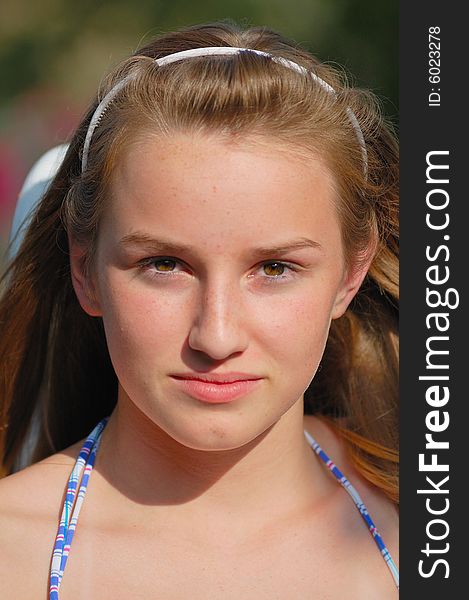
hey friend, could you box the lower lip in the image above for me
[171,377,262,403]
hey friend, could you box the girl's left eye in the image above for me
[137,257,298,283]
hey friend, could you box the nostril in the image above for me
[187,321,248,361]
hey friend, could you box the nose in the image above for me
[187,276,249,360]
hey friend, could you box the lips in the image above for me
[170,373,263,403]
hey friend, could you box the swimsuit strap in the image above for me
[303,429,399,589]
[49,417,109,599]
[49,419,399,597]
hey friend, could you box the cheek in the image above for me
[271,296,332,372]
[241,290,334,416]
[98,271,182,373]
[247,287,335,390]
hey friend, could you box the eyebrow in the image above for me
[118,232,323,257]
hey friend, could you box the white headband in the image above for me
[81,46,368,176]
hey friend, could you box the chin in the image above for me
[164,417,273,452]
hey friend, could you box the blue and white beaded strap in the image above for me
[303,429,399,590]
[81,46,368,177]
[49,417,109,599]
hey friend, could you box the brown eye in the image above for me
[154,259,177,272]
[263,262,286,277]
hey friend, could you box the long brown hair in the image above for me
[0,21,398,503]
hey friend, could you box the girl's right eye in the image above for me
[148,258,179,272]
[137,257,185,279]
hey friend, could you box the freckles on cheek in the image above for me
[275,295,332,372]
[100,280,179,357]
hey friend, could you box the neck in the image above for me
[95,389,335,534]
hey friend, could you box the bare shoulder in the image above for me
[303,414,399,568]
[0,439,83,512]
[0,440,84,598]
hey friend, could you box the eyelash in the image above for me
[137,257,299,284]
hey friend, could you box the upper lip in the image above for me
[171,372,263,383]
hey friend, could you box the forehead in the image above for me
[104,132,342,252]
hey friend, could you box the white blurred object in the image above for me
[8,143,69,259]
[7,143,69,472]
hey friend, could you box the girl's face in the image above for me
[72,133,367,450]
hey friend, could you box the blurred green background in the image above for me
[0,0,397,266]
